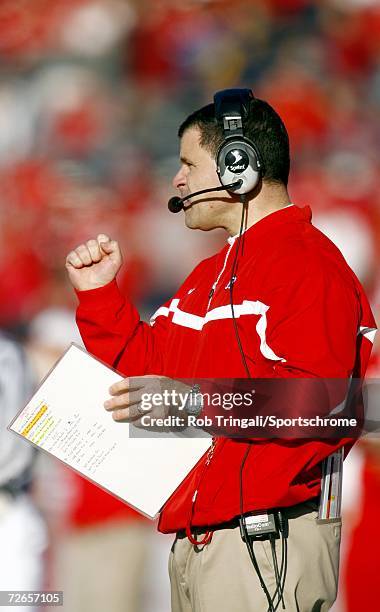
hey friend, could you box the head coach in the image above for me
[66,89,377,611]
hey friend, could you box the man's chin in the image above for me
[184,217,199,230]
[184,209,199,229]
[184,208,214,231]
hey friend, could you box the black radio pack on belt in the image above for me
[239,508,289,542]
[239,511,280,542]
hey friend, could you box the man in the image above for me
[66,89,376,611]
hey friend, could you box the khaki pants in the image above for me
[169,504,341,612]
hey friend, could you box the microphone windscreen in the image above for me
[168,196,183,213]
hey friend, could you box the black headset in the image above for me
[214,88,263,196]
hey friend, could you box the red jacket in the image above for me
[76,205,376,533]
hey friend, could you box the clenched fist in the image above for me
[65,234,123,291]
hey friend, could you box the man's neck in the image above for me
[224,183,291,236]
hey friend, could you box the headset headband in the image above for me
[214,88,254,138]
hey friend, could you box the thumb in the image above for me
[99,240,114,254]
[96,234,121,262]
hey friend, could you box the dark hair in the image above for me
[178,97,290,186]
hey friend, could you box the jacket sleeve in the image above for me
[76,279,169,376]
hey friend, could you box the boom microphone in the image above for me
[168,180,243,213]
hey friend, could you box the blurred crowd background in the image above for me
[0,0,379,611]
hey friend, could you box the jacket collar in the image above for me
[227,204,312,245]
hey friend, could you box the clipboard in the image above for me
[8,344,211,519]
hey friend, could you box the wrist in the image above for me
[183,384,204,418]
[75,278,123,308]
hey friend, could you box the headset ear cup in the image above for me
[217,139,261,195]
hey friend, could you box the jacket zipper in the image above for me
[206,240,236,311]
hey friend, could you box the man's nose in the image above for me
[172,167,186,190]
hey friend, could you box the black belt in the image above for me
[176,497,320,539]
